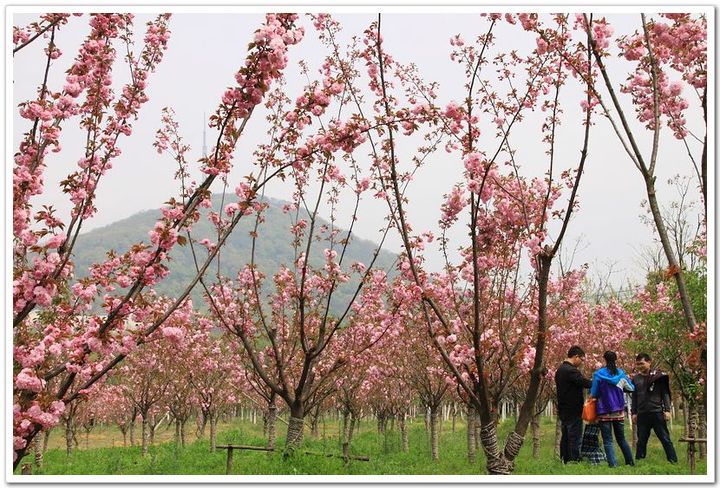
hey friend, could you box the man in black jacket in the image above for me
[631,352,678,463]
[555,345,593,463]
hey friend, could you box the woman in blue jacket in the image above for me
[590,351,635,467]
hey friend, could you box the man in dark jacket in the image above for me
[631,352,678,463]
[555,345,593,463]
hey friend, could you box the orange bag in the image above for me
[582,398,597,423]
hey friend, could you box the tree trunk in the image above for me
[180,419,187,447]
[286,416,305,450]
[141,416,149,457]
[342,440,350,463]
[322,411,327,440]
[284,402,306,452]
[451,403,457,433]
[148,414,156,446]
[33,437,43,468]
[382,417,390,454]
[310,409,320,438]
[531,411,541,459]
[197,412,208,439]
[478,420,514,475]
[267,404,277,450]
[42,428,51,454]
[209,413,218,453]
[65,417,73,456]
[467,405,476,464]
[430,406,440,461]
[342,409,350,447]
[349,412,357,444]
[698,402,706,460]
[129,418,136,447]
[686,402,699,465]
[400,413,409,453]
[175,420,181,447]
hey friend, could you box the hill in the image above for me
[72,195,398,314]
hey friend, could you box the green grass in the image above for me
[17,416,706,476]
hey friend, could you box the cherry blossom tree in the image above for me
[13,11,707,475]
[235,355,282,449]
[538,12,707,383]
[210,259,396,449]
[392,304,449,461]
[366,12,597,473]
[115,320,178,456]
[333,354,369,451]
[200,14,414,451]
[13,12,305,467]
[330,286,406,455]
[94,384,136,448]
[185,320,239,453]
[164,358,195,448]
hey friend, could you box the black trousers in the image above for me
[560,416,583,463]
[636,411,678,463]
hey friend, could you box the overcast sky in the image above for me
[12,9,708,291]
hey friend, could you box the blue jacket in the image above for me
[591,367,635,415]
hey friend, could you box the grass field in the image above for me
[16,415,706,476]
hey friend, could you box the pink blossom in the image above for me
[32,286,53,306]
[536,37,548,55]
[15,369,44,393]
[162,326,185,344]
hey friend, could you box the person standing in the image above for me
[590,350,635,467]
[631,352,678,464]
[555,345,592,463]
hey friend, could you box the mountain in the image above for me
[72,195,398,314]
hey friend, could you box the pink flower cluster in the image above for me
[439,186,467,229]
[655,15,707,89]
[205,13,304,176]
[463,152,496,201]
[14,14,171,321]
[617,14,706,139]
[591,18,614,50]
[13,400,65,461]
[13,251,71,313]
[13,13,72,48]
[621,70,689,139]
